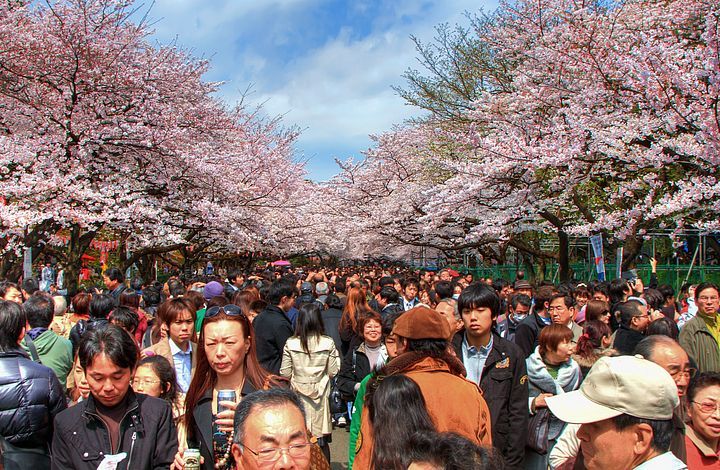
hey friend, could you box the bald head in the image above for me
[635,336,691,397]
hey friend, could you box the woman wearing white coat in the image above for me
[280,301,340,462]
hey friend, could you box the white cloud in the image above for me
[141,0,499,180]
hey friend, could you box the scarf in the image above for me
[526,347,581,395]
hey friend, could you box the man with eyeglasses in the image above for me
[613,299,651,355]
[680,282,720,373]
[635,335,696,463]
[231,389,313,470]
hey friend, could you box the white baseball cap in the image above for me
[545,355,678,424]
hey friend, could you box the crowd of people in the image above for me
[0,263,717,469]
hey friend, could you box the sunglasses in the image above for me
[205,304,245,319]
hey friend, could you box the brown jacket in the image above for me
[353,352,493,469]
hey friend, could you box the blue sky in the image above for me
[143,0,499,181]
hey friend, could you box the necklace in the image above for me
[214,428,234,469]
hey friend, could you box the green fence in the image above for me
[447,263,720,292]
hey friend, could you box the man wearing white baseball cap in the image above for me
[545,355,687,470]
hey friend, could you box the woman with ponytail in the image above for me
[572,320,614,379]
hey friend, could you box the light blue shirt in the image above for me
[169,339,192,393]
[462,334,493,385]
[633,451,686,470]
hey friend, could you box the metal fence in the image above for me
[447,263,720,292]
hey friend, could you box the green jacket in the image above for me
[348,373,373,469]
[22,330,73,388]
[679,315,720,373]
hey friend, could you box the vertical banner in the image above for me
[616,247,624,279]
[23,247,32,280]
[589,234,606,281]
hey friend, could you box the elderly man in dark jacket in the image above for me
[452,283,529,469]
[0,300,66,466]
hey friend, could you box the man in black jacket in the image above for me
[52,324,177,469]
[515,285,555,357]
[452,283,528,469]
[613,299,650,355]
[254,280,296,374]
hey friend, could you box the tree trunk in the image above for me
[63,225,98,297]
[621,235,644,270]
[558,229,571,282]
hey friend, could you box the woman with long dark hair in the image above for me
[366,374,436,469]
[173,305,283,470]
[280,302,340,461]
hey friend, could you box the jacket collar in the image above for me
[686,424,719,458]
[452,331,504,370]
[83,388,143,433]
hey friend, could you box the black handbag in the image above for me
[526,407,551,454]
[329,377,345,415]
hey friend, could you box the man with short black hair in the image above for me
[255,280,296,374]
[400,278,420,311]
[548,293,583,343]
[231,389,312,470]
[497,293,531,342]
[515,285,554,357]
[225,269,244,299]
[546,355,686,469]
[22,295,73,387]
[377,286,402,318]
[103,267,127,301]
[614,299,651,355]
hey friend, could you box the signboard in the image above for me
[589,234,605,281]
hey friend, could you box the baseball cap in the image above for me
[392,306,450,340]
[545,356,678,424]
[203,281,224,300]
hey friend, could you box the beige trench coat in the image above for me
[280,335,340,437]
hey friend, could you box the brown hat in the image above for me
[514,280,532,290]
[392,306,451,340]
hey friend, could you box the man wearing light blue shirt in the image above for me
[169,337,192,393]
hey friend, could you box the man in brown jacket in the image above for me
[353,306,493,468]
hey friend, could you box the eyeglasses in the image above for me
[668,367,697,380]
[239,441,312,462]
[692,400,720,414]
[131,378,161,386]
[205,304,244,319]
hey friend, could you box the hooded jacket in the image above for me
[22,330,73,387]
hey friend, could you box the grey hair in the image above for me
[53,295,67,316]
[233,388,306,445]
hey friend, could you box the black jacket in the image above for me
[452,332,529,469]
[254,305,294,374]
[336,343,372,401]
[0,349,66,449]
[322,307,343,354]
[514,313,549,358]
[188,380,259,470]
[614,325,646,355]
[51,390,177,470]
